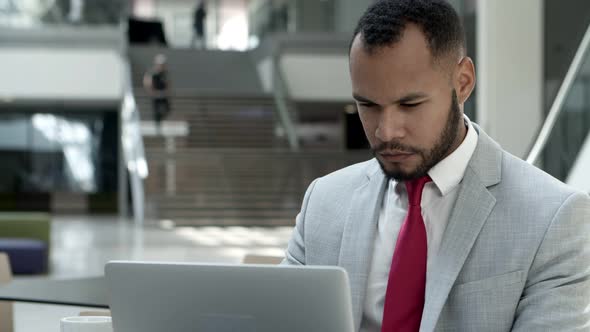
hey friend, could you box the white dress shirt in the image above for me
[360,116,479,332]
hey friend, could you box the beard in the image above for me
[373,90,462,181]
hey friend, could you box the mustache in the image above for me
[373,140,420,154]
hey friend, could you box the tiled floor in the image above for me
[12,214,293,331]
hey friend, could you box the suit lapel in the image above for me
[338,160,387,331]
[420,125,503,331]
[419,167,496,331]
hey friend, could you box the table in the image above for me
[0,276,108,308]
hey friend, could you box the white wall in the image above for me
[280,54,352,101]
[0,48,123,102]
[477,0,544,158]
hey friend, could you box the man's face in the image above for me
[349,24,465,181]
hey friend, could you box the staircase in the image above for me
[132,47,371,226]
[137,91,370,226]
[144,148,369,226]
[136,92,283,149]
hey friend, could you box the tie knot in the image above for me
[405,175,432,207]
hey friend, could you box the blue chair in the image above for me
[0,213,51,274]
[0,239,47,274]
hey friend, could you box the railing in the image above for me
[120,59,148,225]
[272,53,300,151]
[526,23,590,166]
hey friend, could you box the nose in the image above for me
[375,107,406,142]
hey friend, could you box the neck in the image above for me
[452,118,468,152]
[442,117,468,161]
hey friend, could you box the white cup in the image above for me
[60,316,113,332]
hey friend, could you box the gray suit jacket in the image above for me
[284,125,590,331]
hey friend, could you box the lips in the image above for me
[379,151,414,162]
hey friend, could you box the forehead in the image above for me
[349,24,448,99]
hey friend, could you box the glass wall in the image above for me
[248,0,336,39]
[0,0,126,27]
[131,0,250,50]
[0,109,119,195]
[248,0,293,40]
[542,61,590,181]
[542,0,590,180]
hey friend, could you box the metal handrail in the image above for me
[526,23,590,165]
[121,59,148,225]
[272,53,300,151]
[116,15,147,225]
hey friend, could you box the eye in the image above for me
[400,102,421,108]
[358,102,377,109]
[357,103,375,109]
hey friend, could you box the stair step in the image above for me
[154,201,301,208]
[167,217,294,227]
[157,210,296,219]
[148,192,305,199]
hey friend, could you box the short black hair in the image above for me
[351,0,466,62]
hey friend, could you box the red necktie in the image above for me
[381,175,432,332]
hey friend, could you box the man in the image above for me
[284,0,590,331]
[191,1,207,49]
[143,54,171,134]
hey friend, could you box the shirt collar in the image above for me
[427,115,478,196]
[391,115,478,196]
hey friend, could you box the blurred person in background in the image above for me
[191,1,207,48]
[143,54,171,134]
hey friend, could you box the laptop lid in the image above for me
[105,261,355,332]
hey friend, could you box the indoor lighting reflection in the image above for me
[217,14,249,51]
[32,113,96,192]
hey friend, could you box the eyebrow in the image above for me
[352,92,429,105]
[352,93,376,104]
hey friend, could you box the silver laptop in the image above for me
[105,261,355,332]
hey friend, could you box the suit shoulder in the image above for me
[314,158,377,190]
[500,151,582,201]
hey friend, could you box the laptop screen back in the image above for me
[105,261,355,332]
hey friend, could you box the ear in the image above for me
[454,57,476,105]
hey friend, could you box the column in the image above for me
[476,0,544,158]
